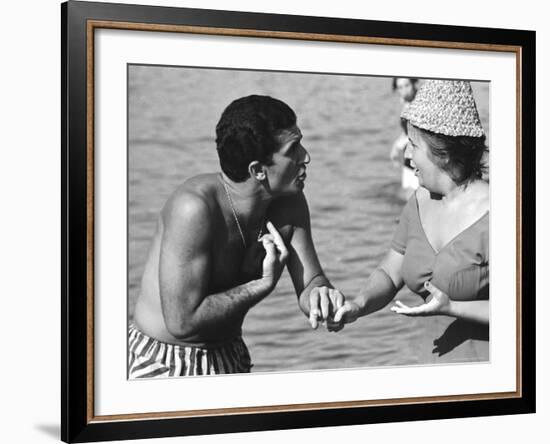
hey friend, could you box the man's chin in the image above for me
[275,187,303,199]
[274,181,306,197]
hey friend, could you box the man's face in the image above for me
[264,125,310,196]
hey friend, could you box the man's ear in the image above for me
[249,161,266,181]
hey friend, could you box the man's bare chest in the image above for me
[208,224,293,292]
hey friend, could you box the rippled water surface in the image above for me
[128,66,489,372]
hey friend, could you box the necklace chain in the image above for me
[221,176,247,248]
[220,174,265,249]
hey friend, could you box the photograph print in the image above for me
[127,65,490,379]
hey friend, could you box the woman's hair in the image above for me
[392,77,418,91]
[215,95,297,182]
[410,124,488,184]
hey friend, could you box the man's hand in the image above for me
[260,221,289,291]
[308,286,346,330]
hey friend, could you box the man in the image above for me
[129,95,345,378]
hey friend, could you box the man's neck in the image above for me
[218,173,272,228]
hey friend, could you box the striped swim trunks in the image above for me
[128,323,253,378]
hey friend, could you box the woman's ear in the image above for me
[249,161,266,181]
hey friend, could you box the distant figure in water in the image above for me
[390,78,419,200]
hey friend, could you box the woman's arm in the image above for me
[333,249,405,324]
[446,300,489,324]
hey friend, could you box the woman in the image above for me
[334,80,489,362]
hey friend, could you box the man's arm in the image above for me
[159,192,286,340]
[272,193,343,328]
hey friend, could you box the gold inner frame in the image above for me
[85,19,523,423]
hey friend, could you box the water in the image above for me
[128,66,490,372]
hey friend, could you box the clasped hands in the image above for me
[307,286,346,332]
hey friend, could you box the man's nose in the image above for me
[301,145,311,164]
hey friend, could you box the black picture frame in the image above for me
[61,1,536,442]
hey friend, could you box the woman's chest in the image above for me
[419,206,477,253]
[401,217,488,298]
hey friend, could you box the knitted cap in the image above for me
[401,80,484,137]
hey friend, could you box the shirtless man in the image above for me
[129,95,346,378]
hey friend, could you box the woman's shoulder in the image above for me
[457,181,490,250]
[477,181,490,210]
[470,179,489,199]
[464,180,490,218]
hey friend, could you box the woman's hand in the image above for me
[331,300,363,327]
[390,281,450,317]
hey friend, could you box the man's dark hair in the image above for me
[411,124,489,184]
[215,95,297,182]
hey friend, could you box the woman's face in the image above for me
[406,125,445,192]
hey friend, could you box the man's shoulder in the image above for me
[162,174,219,227]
